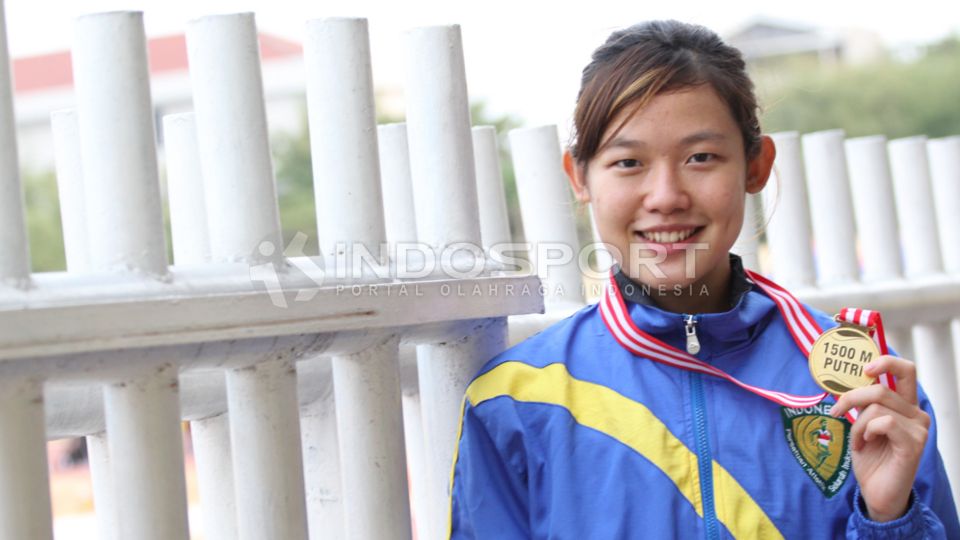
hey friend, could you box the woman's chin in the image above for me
[626,271,702,292]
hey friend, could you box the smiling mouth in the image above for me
[634,227,704,244]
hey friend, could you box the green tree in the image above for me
[759,36,960,139]
[23,169,66,272]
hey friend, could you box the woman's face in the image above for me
[565,84,774,297]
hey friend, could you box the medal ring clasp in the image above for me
[832,314,877,333]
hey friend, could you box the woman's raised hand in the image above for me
[831,356,931,522]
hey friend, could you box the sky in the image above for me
[4,0,958,134]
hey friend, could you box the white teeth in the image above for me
[640,228,697,243]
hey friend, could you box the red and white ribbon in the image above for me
[599,268,897,423]
[743,270,822,356]
[837,307,898,390]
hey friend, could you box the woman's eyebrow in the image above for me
[603,136,646,151]
[603,131,727,152]
[680,130,727,145]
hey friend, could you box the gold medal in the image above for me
[808,322,879,394]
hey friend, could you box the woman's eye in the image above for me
[614,159,641,169]
[688,153,716,164]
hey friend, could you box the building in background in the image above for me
[12,33,307,173]
[725,18,886,69]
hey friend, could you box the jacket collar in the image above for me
[610,253,777,350]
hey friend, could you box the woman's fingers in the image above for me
[847,402,929,452]
[830,355,924,420]
[863,355,919,406]
[860,410,929,455]
[849,403,894,451]
[831,383,919,421]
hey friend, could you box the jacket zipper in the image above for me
[684,314,701,355]
[688,314,719,540]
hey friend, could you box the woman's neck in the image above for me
[649,259,733,315]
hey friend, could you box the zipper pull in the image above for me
[685,315,701,355]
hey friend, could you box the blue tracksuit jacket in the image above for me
[449,265,959,538]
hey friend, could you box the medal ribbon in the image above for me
[837,307,898,392]
[600,268,896,423]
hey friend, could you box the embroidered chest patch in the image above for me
[780,403,852,498]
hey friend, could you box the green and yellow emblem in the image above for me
[781,404,852,498]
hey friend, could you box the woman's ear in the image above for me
[746,136,776,194]
[563,150,591,202]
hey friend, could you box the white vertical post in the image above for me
[73,12,188,540]
[73,11,168,277]
[887,136,960,502]
[472,126,512,249]
[404,25,482,251]
[103,366,190,540]
[51,109,90,272]
[165,112,237,540]
[927,136,960,274]
[190,413,238,540]
[306,17,412,538]
[399,346,430,540]
[885,327,915,362]
[888,137,943,277]
[509,125,585,305]
[227,361,308,540]
[86,433,117,540]
[300,368,344,540]
[911,322,960,505]
[305,18,386,260]
[188,15,306,539]
[843,134,919,443]
[801,130,859,285]
[376,140,431,535]
[0,0,30,287]
[845,136,903,282]
[404,25,511,539]
[0,379,53,540]
[929,137,960,455]
[416,318,508,539]
[402,392,429,539]
[186,13,283,263]
[765,132,816,287]
[332,337,411,539]
[164,113,212,265]
[733,192,761,271]
[51,108,117,540]
[378,123,419,246]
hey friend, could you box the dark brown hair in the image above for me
[570,20,761,165]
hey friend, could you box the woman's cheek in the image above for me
[712,186,747,213]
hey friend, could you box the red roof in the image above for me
[12,33,302,94]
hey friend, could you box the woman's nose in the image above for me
[642,164,690,214]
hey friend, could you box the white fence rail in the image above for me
[0,4,958,540]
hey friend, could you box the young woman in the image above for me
[448,20,959,538]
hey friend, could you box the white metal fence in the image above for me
[0,6,958,540]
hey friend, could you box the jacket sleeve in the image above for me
[846,384,960,539]
[448,398,530,539]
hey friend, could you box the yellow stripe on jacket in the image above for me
[448,361,783,540]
